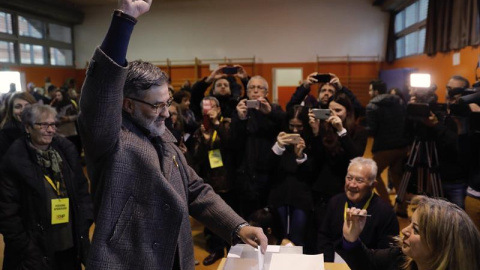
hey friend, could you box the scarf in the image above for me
[32,143,67,197]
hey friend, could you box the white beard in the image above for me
[131,109,165,137]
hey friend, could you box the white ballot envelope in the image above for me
[269,253,324,270]
[257,246,264,270]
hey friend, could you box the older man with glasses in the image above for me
[230,75,286,219]
[317,157,399,262]
[77,1,267,270]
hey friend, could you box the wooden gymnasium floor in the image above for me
[0,137,410,270]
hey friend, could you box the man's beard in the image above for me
[131,109,166,137]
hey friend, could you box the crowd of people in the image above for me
[0,0,479,269]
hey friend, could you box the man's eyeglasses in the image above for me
[247,85,267,91]
[127,97,173,114]
[35,122,57,130]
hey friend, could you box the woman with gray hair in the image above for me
[0,104,93,270]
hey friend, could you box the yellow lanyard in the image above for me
[344,192,374,220]
[44,175,60,196]
[210,117,223,148]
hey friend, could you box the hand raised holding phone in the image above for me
[326,110,344,132]
[277,132,301,148]
[294,137,306,158]
[206,65,227,83]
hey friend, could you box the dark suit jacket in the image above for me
[78,48,245,270]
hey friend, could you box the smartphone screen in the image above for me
[203,114,211,131]
[246,100,260,109]
[313,74,332,83]
[312,109,331,120]
[222,66,238,75]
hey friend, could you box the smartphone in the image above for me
[202,100,212,114]
[312,108,331,120]
[246,100,260,109]
[287,134,301,144]
[203,114,211,131]
[222,66,239,75]
[313,74,332,83]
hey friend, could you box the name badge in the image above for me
[208,149,224,169]
[51,198,69,225]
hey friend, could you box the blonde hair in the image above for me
[396,196,480,270]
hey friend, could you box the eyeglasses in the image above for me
[35,122,57,130]
[247,85,267,91]
[127,96,173,114]
[345,175,368,184]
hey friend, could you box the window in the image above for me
[18,16,44,39]
[49,23,72,44]
[20,43,45,65]
[0,12,12,34]
[0,10,74,66]
[395,0,429,59]
[50,47,72,66]
[0,41,15,63]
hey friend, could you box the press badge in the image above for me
[51,198,69,225]
[208,149,223,169]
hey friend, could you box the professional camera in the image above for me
[407,73,438,119]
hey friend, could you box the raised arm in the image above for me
[78,0,153,162]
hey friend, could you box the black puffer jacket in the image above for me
[366,94,408,153]
[0,136,93,270]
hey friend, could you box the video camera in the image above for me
[407,73,437,119]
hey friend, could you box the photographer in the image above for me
[286,73,363,117]
[192,96,236,266]
[190,65,247,119]
[406,82,468,209]
[445,75,480,229]
[366,80,408,216]
[267,105,314,247]
[230,75,285,219]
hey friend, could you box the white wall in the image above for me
[74,0,388,68]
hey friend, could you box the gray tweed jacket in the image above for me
[78,48,245,270]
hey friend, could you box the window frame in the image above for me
[394,0,428,59]
[0,8,75,67]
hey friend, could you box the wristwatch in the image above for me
[113,9,138,24]
[231,222,250,243]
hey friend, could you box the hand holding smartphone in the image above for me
[312,74,332,83]
[202,100,212,130]
[287,134,301,144]
[312,108,331,120]
[246,100,260,110]
[222,66,239,75]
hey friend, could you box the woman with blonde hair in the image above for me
[339,196,480,270]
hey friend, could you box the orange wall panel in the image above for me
[277,86,298,110]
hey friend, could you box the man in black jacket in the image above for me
[366,80,408,216]
[317,157,398,262]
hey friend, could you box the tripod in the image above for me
[395,136,443,206]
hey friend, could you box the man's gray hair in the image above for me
[247,75,269,91]
[348,157,378,181]
[21,104,57,127]
[124,60,169,99]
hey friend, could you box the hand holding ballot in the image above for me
[238,225,268,254]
